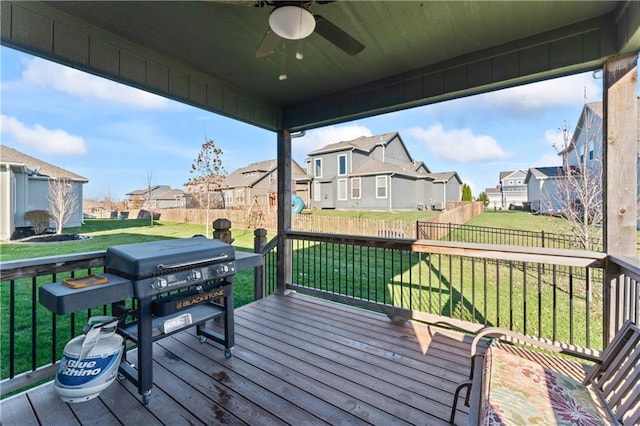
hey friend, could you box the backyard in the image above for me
[0,210,613,383]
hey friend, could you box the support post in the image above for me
[254,228,267,299]
[276,129,293,295]
[212,218,233,243]
[602,53,638,343]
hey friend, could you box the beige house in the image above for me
[223,159,308,211]
[0,146,87,240]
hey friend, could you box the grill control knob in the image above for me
[189,270,202,280]
[155,278,168,290]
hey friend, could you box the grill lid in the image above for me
[106,236,235,279]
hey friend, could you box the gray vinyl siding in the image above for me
[445,179,461,203]
[390,176,416,210]
[351,151,369,170]
[380,136,412,166]
[356,175,385,210]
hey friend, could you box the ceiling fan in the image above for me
[237,1,365,59]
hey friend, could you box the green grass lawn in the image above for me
[0,219,264,262]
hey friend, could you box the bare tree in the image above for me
[546,105,603,250]
[189,139,227,238]
[48,177,79,234]
[146,170,154,227]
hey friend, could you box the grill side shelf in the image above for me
[118,303,225,342]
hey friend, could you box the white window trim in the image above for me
[337,179,347,200]
[314,158,323,178]
[337,154,347,176]
[351,177,361,199]
[376,175,388,199]
[313,181,321,201]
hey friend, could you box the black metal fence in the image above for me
[416,221,604,251]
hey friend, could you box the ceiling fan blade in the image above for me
[314,15,364,56]
[255,28,282,58]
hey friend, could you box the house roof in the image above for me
[351,157,432,180]
[308,132,400,156]
[524,166,568,183]
[126,185,184,200]
[0,145,88,182]
[499,169,527,181]
[225,159,305,189]
[428,171,462,184]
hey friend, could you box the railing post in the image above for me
[213,218,233,243]
[254,228,267,300]
[603,261,622,345]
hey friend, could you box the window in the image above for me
[235,189,245,204]
[517,180,522,185]
[509,180,513,185]
[376,176,387,198]
[351,178,361,199]
[314,158,322,177]
[337,179,347,200]
[337,154,347,176]
[589,149,594,160]
[313,181,321,201]
[224,191,233,205]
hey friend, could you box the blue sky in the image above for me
[1,45,605,201]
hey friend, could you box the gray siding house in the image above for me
[306,132,462,211]
[0,146,87,240]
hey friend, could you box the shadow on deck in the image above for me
[1,293,473,425]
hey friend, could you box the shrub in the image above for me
[24,210,52,235]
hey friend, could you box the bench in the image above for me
[450,321,640,425]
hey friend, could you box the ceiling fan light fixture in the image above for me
[269,5,316,40]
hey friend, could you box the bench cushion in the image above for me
[479,342,612,425]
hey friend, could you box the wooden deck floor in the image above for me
[1,293,474,425]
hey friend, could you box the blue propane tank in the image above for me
[54,316,124,403]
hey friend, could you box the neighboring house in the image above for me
[223,159,308,210]
[305,132,462,211]
[125,185,187,209]
[482,170,528,209]
[526,101,619,215]
[524,166,566,213]
[485,187,502,210]
[0,146,87,240]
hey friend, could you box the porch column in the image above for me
[602,53,638,341]
[276,129,293,295]
[603,53,638,256]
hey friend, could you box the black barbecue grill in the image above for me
[39,236,241,405]
[105,236,237,404]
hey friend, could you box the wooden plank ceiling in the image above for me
[1,1,639,132]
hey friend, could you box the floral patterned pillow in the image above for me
[479,342,611,425]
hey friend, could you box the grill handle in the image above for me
[156,254,229,271]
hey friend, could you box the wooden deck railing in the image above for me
[2,233,639,398]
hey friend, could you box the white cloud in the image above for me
[542,128,565,150]
[534,153,562,167]
[22,58,169,109]
[294,124,373,158]
[405,124,507,163]
[1,115,86,155]
[482,73,601,112]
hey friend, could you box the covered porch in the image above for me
[1,1,640,424]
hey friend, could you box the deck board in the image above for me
[1,293,473,425]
